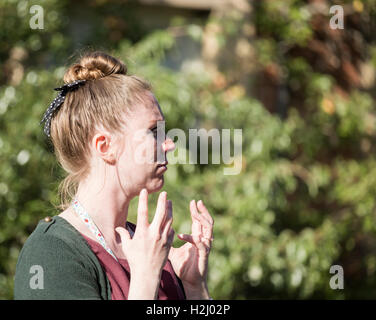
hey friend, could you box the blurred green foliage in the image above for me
[1,0,376,299]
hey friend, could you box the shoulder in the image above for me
[15,215,101,274]
[19,215,89,256]
[14,216,110,299]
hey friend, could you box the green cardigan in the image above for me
[14,216,112,299]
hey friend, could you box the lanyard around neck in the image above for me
[72,198,119,262]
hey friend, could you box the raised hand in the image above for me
[115,188,174,299]
[168,199,214,299]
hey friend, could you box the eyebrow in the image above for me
[148,118,165,127]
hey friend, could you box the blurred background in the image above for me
[1,0,376,299]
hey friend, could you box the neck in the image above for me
[73,178,132,244]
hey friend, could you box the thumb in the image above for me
[177,233,194,244]
[115,226,131,242]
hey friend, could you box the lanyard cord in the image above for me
[72,198,119,262]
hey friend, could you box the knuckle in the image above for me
[152,229,162,241]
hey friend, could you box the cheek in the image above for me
[138,136,158,164]
[122,137,156,170]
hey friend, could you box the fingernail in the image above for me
[198,200,202,205]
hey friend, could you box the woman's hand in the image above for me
[115,188,174,299]
[168,199,214,299]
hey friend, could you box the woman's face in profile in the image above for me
[115,92,175,196]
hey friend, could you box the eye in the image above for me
[151,127,158,137]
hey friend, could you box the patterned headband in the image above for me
[40,79,86,138]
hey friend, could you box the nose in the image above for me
[162,138,175,153]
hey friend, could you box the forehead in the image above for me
[129,93,165,128]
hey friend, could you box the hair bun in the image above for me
[63,51,127,83]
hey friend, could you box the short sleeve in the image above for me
[14,233,103,300]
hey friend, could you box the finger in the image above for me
[191,201,213,242]
[115,226,131,242]
[200,236,213,251]
[177,233,194,244]
[167,228,175,246]
[167,200,173,220]
[197,200,214,240]
[191,200,212,239]
[190,200,202,237]
[137,188,149,228]
[178,233,210,254]
[163,200,173,229]
[193,200,213,228]
[194,210,212,231]
[151,191,167,231]
[197,200,214,225]
[162,208,173,240]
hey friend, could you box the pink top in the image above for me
[81,222,186,300]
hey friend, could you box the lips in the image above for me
[157,162,168,174]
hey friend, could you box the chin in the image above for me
[147,176,165,194]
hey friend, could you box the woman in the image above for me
[14,51,214,300]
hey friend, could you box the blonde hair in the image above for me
[50,51,151,211]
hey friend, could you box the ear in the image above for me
[92,132,116,165]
